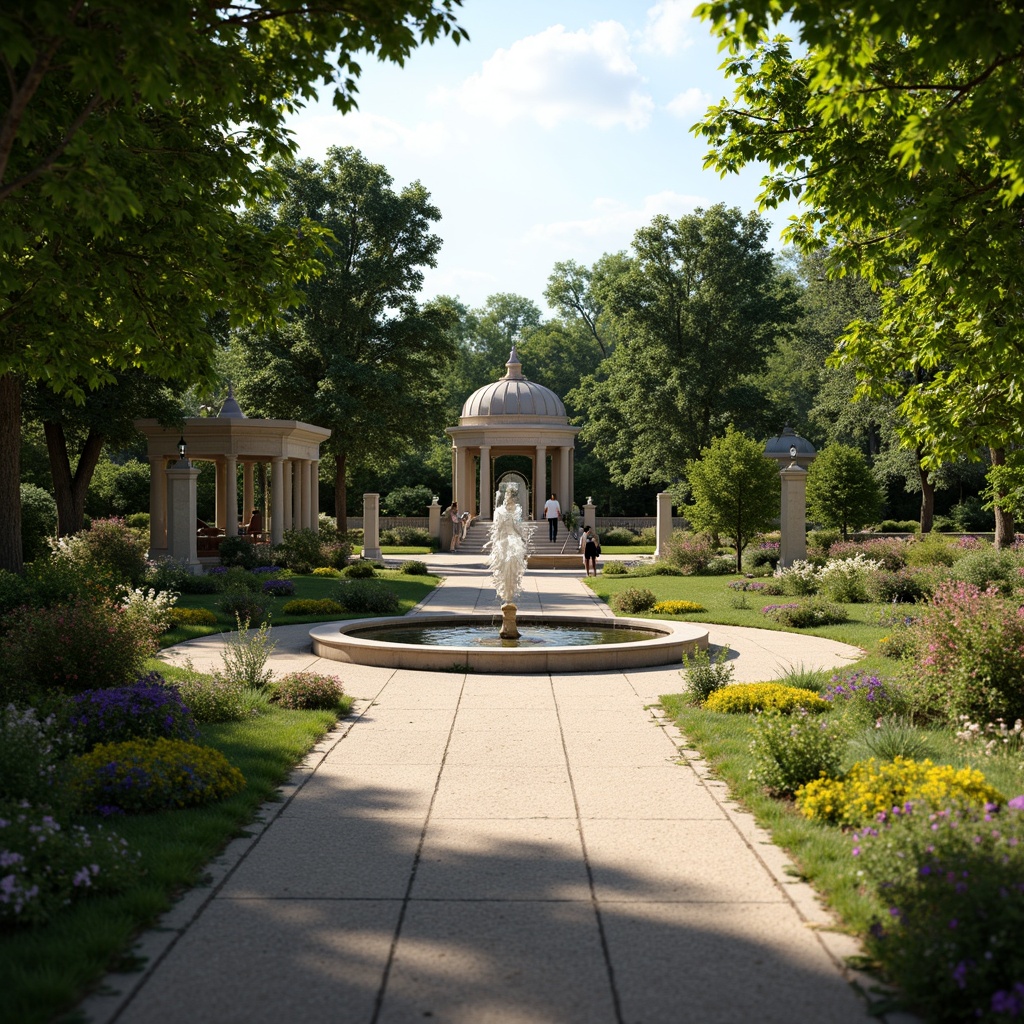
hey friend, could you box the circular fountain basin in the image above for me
[310,614,708,673]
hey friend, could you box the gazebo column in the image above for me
[569,448,575,510]
[479,445,492,518]
[311,460,321,532]
[215,458,227,530]
[534,444,546,519]
[559,446,570,514]
[148,456,168,555]
[299,459,312,529]
[225,455,238,537]
[243,462,255,523]
[283,460,293,531]
[457,446,472,513]
[270,457,285,545]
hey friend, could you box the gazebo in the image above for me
[446,346,579,519]
[135,389,331,568]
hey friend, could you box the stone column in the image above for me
[243,462,255,523]
[148,456,168,556]
[225,455,238,537]
[479,445,492,518]
[215,458,227,530]
[656,491,674,560]
[299,459,312,529]
[583,498,596,532]
[166,462,201,572]
[283,460,293,531]
[779,461,809,567]
[535,444,546,519]
[559,446,570,512]
[458,447,473,513]
[568,448,575,510]
[428,496,441,541]
[362,492,381,560]
[270,457,285,545]
[311,460,321,532]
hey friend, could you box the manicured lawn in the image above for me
[0,698,350,1024]
[599,545,654,555]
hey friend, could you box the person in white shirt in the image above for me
[542,493,561,543]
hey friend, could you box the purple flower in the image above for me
[1007,795,1024,811]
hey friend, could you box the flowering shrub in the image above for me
[333,580,400,614]
[855,800,1024,1023]
[271,672,345,710]
[167,665,264,723]
[220,617,276,690]
[905,534,959,568]
[823,672,911,725]
[774,559,821,595]
[80,518,149,587]
[120,586,177,633]
[682,646,734,704]
[761,598,848,628]
[949,548,1021,595]
[744,538,781,571]
[877,629,916,660]
[71,738,245,814]
[664,532,718,574]
[0,705,65,803]
[311,566,341,578]
[0,800,139,924]
[796,757,1003,826]
[611,588,658,614]
[865,567,931,604]
[818,554,877,602]
[908,581,1024,722]
[280,598,345,616]
[69,674,198,750]
[748,709,846,796]
[651,600,706,615]
[147,558,219,595]
[168,607,219,626]
[0,598,160,698]
[705,682,830,714]
[261,579,295,597]
[954,716,1024,758]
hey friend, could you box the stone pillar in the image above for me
[215,458,227,530]
[311,460,321,532]
[429,496,441,541]
[270,457,285,545]
[225,455,238,537]
[779,462,809,567]
[148,456,168,556]
[535,445,546,520]
[479,446,492,518]
[569,448,575,510]
[559,446,570,512]
[583,498,596,532]
[458,447,472,513]
[283,460,293,531]
[656,491,674,560]
[299,459,312,530]
[166,462,201,572]
[362,492,381,560]
[243,462,255,525]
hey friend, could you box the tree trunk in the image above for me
[0,373,23,573]
[44,422,106,536]
[990,447,1016,549]
[917,453,935,534]
[334,451,348,534]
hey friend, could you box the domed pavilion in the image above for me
[446,346,580,519]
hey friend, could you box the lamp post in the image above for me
[176,435,189,466]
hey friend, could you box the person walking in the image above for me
[579,525,601,576]
[543,493,561,543]
[448,503,462,551]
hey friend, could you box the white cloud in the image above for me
[666,87,713,118]
[285,110,451,162]
[444,22,654,130]
[638,1,694,56]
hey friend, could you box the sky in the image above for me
[285,0,796,316]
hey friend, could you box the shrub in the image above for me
[168,606,219,626]
[601,562,628,575]
[705,555,737,575]
[760,598,848,628]
[818,554,876,602]
[68,674,199,750]
[628,563,684,577]
[877,629,916,660]
[744,538,781,571]
[664,532,717,574]
[147,558,220,595]
[865,567,930,603]
[20,482,57,562]
[638,526,657,546]
[949,547,1020,595]
[728,578,783,595]
[220,617,276,690]
[848,718,932,762]
[907,581,1024,722]
[333,580,400,614]
[400,560,429,575]
[71,737,245,814]
[651,600,706,615]
[806,528,841,555]
[218,566,261,594]
[0,800,139,924]
[855,799,1024,1024]
[0,704,67,803]
[905,533,959,567]
[774,559,821,595]
[382,484,433,516]
[218,590,268,624]
[262,578,296,597]
[120,586,177,634]
[955,716,1024,758]
[341,561,377,579]
[166,664,265,723]
[80,518,149,587]
[0,598,159,699]
[876,519,920,534]
[705,682,830,714]
[822,672,912,725]
[270,671,345,710]
[272,527,353,573]
[0,569,28,620]
[796,757,1004,826]
[311,567,341,578]
[748,709,846,796]
[681,646,734,704]
[611,587,657,614]
[280,598,345,617]
[600,527,638,546]
[217,534,260,569]
[24,542,111,606]
[380,526,433,547]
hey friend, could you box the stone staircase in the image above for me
[457,519,584,563]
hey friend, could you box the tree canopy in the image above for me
[806,443,883,541]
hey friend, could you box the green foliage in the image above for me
[806,445,883,541]
[71,738,246,814]
[218,536,261,570]
[627,563,684,577]
[865,568,930,604]
[341,561,377,579]
[270,672,345,711]
[849,718,932,763]
[168,607,219,626]
[610,587,658,614]
[905,533,959,567]
[280,598,345,616]
[220,617,276,690]
[705,683,829,714]
[86,458,150,518]
[949,548,1020,595]
[147,560,220,595]
[601,561,629,575]
[0,704,67,803]
[271,528,352,574]
[0,569,28,619]
[380,526,433,547]
[399,560,429,575]
[681,645,735,704]
[167,665,265,724]
[600,527,638,546]
[685,427,781,571]
[651,600,706,615]
[218,590,268,625]
[333,579,400,614]
[760,598,848,628]
[663,532,718,574]
[19,483,57,562]
[748,709,846,797]
[382,485,433,516]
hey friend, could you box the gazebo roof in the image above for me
[459,346,568,424]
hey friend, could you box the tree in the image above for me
[0,1,467,571]
[233,147,456,532]
[694,2,1024,544]
[570,205,796,488]
[685,427,780,572]
[806,444,883,540]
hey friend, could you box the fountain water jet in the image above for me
[484,483,534,638]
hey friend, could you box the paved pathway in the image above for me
[81,560,893,1024]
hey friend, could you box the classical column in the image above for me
[656,491,674,560]
[283,460,293,531]
[166,461,201,572]
[559,446,570,512]
[362,492,381,560]
[299,459,312,530]
[450,444,457,509]
[535,445,547,519]
[215,458,227,530]
[225,455,238,537]
[270,457,284,545]
[310,459,321,532]
[479,445,492,518]
[148,456,168,556]
[243,462,255,522]
[568,447,575,510]
[779,461,809,567]
[458,446,473,513]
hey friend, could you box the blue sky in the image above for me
[286,1,794,314]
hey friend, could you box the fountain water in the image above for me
[484,483,534,638]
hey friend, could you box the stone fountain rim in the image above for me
[309,612,708,673]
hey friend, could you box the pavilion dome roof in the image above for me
[460,346,567,422]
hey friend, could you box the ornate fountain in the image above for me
[485,483,534,639]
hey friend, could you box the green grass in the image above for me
[379,546,432,554]
[599,545,655,555]
[161,569,439,647]
[0,695,350,1024]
